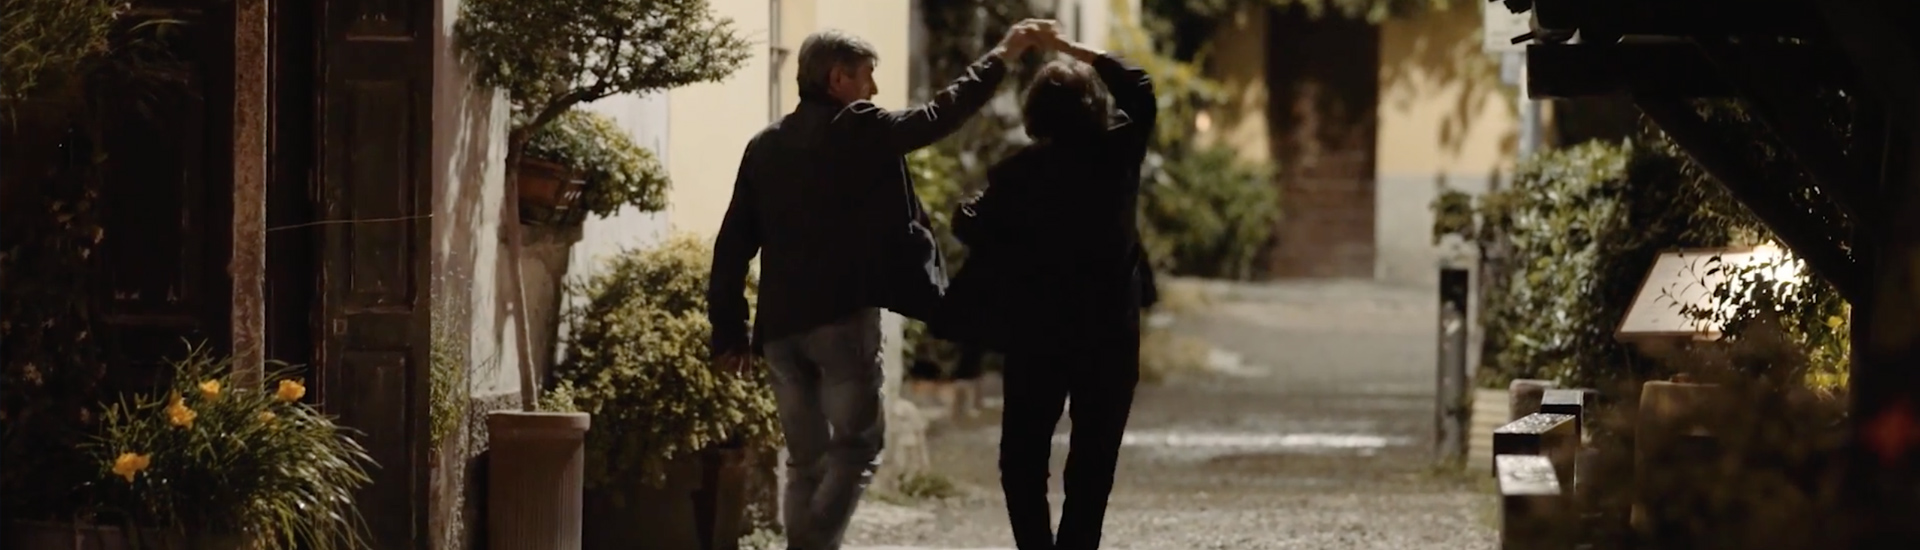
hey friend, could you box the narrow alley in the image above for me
[842,280,1499,550]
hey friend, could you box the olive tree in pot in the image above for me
[454,1,747,547]
[552,235,782,550]
[453,0,749,407]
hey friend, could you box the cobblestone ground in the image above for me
[842,279,1499,550]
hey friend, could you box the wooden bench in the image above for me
[1540,388,1597,444]
[1494,411,1581,550]
[1496,454,1570,550]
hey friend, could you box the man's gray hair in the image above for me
[796,29,880,97]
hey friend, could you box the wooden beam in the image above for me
[1634,96,1865,302]
[1814,0,1920,131]
[1528,43,1846,100]
[1847,95,1920,550]
[1529,0,1824,40]
[1695,42,1869,226]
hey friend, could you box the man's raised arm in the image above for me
[840,21,1046,154]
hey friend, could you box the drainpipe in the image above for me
[1513,51,1543,159]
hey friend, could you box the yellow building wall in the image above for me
[1374,7,1516,177]
[669,0,911,239]
[1194,4,1518,285]
[1196,3,1270,165]
[1373,4,1519,285]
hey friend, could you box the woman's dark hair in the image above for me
[1021,59,1111,142]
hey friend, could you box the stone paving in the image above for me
[840,279,1499,550]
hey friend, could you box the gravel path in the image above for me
[842,279,1499,550]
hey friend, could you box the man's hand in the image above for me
[713,351,756,377]
[990,19,1059,60]
[1027,20,1062,49]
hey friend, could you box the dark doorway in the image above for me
[95,0,237,389]
[1263,6,1382,279]
[268,0,319,371]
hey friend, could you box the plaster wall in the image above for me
[1373,5,1519,288]
[1196,4,1517,286]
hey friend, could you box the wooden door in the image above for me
[315,0,434,546]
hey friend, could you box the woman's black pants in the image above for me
[997,335,1140,550]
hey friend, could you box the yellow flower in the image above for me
[112,452,150,483]
[198,379,222,401]
[275,379,307,403]
[257,411,276,424]
[165,393,196,428]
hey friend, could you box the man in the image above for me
[707,22,1049,550]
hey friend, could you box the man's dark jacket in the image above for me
[707,55,1009,356]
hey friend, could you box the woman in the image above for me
[936,27,1156,550]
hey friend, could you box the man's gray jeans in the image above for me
[763,308,886,550]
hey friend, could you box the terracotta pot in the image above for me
[6,519,133,550]
[515,158,588,226]
[486,411,591,550]
[5,520,249,550]
[583,445,752,550]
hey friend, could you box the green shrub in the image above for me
[0,0,118,110]
[1113,3,1280,280]
[429,291,468,451]
[1458,139,1769,388]
[1580,319,1849,550]
[522,108,670,217]
[1680,253,1849,391]
[1140,144,1279,279]
[554,234,781,490]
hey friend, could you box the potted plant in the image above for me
[69,344,376,550]
[517,108,671,226]
[554,234,782,550]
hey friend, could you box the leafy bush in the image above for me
[1449,139,1770,388]
[85,344,375,549]
[454,0,749,137]
[429,290,472,451]
[1112,3,1281,279]
[554,234,781,490]
[1680,252,1849,391]
[522,108,670,217]
[1140,144,1279,279]
[1579,319,1849,549]
[0,0,118,110]
[3,6,189,523]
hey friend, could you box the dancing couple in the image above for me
[707,18,1157,550]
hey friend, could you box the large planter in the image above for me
[5,520,249,550]
[515,158,589,226]
[584,445,751,550]
[487,411,592,550]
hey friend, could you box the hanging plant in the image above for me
[518,108,670,224]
